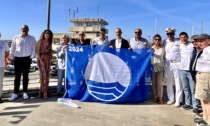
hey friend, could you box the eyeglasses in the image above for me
[135,32,141,34]
[154,38,161,41]
[167,33,174,36]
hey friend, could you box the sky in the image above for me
[1,0,210,42]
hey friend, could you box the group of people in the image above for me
[0,24,210,125]
[152,28,210,125]
[0,25,58,101]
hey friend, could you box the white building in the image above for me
[53,18,108,50]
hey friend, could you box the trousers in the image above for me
[165,61,183,103]
[14,56,31,93]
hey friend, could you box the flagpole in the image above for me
[47,0,51,30]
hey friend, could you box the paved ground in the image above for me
[1,71,198,126]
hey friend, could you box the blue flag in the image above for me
[65,45,153,103]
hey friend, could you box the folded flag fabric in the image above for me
[57,98,80,108]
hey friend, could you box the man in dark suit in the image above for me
[109,28,129,49]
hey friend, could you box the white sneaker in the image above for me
[167,101,174,105]
[23,93,29,100]
[174,102,181,107]
[9,94,18,101]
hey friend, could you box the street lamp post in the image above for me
[47,0,51,30]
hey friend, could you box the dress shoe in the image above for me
[153,97,158,103]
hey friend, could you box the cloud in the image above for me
[119,0,196,25]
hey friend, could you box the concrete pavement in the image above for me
[1,94,196,126]
[1,72,197,126]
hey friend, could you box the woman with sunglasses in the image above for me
[36,29,53,98]
[151,34,165,104]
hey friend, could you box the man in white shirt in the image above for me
[0,38,10,103]
[194,34,210,125]
[129,28,150,102]
[9,24,36,101]
[179,32,199,112]
[163,27,183,107]
[93,28,109,46]
[129,28,149,49]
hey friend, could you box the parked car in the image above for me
[4,63,15,75]
[4,56,15,75]
[50,65,57,78]
[30,58,38,71]
[50,54,58,78]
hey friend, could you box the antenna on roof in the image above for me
[69,8,71,18]
[97,0,99,18]
[73,10,75,18]
[104,9,107,21]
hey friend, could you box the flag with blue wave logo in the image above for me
[65,45,153,103]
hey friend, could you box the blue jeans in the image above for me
[179,70,199,108]
[57,69,65,93]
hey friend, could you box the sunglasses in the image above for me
[135,32,141,34]
[167,33,174,36]
[22,28,28,32]
[154,39,160,41]
[22,27,28,30]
